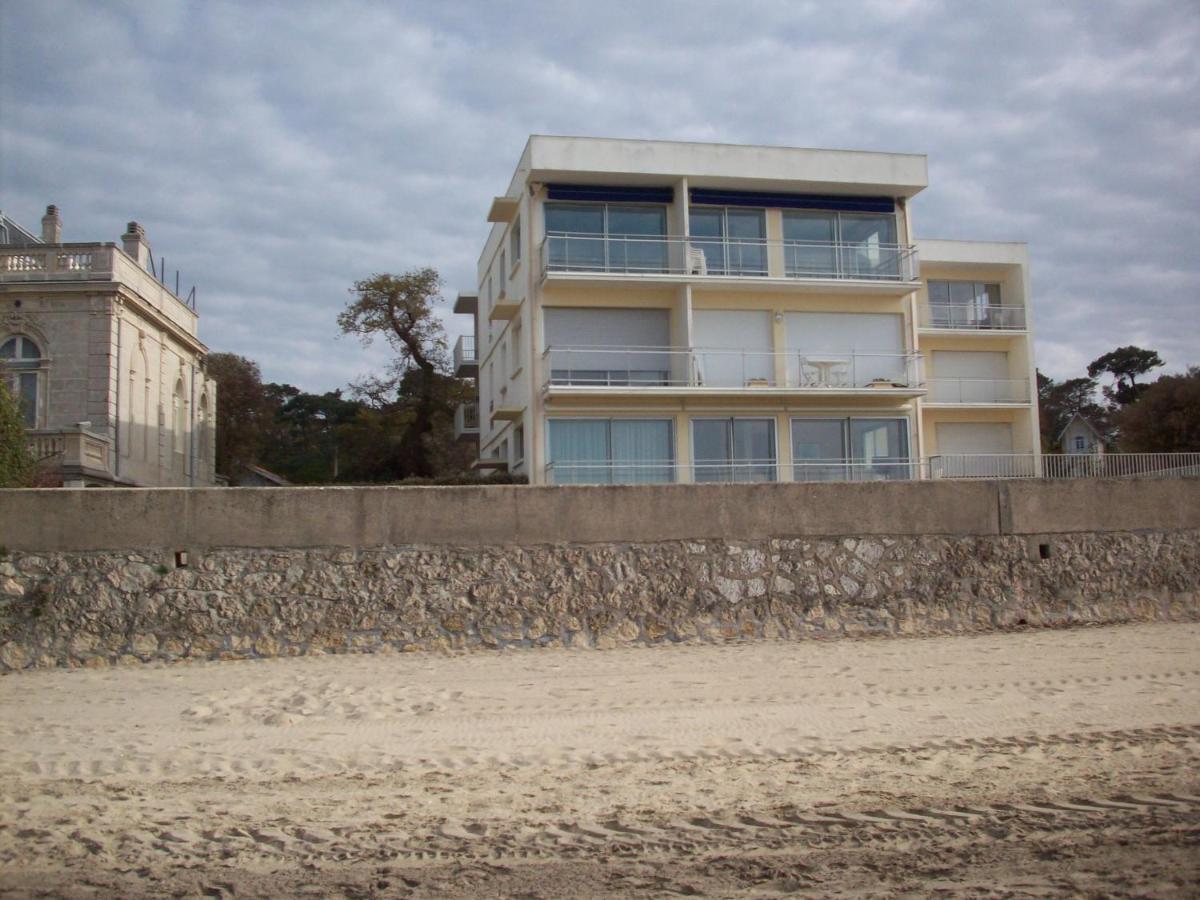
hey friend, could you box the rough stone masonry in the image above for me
[2,529,1198,671]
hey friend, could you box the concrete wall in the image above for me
[1,480,1197,672]
[1,478,1198,553]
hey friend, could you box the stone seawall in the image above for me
[2,530,1198,671]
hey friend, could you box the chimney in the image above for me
[41,205,62,243]
[121,221,151,269]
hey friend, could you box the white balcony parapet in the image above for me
[453,334,477,374]
[0,243,198,335]
[454,401,480,439]
[542,345,924,392]
[919,302,1026,330]
[927,377,1031,404]
[540,233,920,283]
[542,453,1200,485]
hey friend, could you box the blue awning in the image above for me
[689,188,894,214]
[547,184,675,204]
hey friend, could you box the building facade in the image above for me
[0,206,216,486]
[457,137,1039,485]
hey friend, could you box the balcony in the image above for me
[919,302,1026,331]
[926,377,1031,405]
[26,425,114,485]
[539,233,920,292]
[488,287,522,321]
[453,334,477,377]
[0,243,198,335]
[454,401,479,441]
[542,346,925,397]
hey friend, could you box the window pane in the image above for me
[926,281,950,304]
[850,419,910,480]
[611,419,673,483]
[688,208,726,275]
[783,212,836,277]
[545,203,603,234]
[984,283,1002,306]
[545,203,604,271]
[791,419,846,482]
[17,372,36,427]
[688,208,723,238]
[726,209,766,274]
[548,419,610,484]
[839,214,896,245]
[839,214,898,278]
[0,338,15,360]
[692,419,730,482]
[608,206,667,273]
[948,281,976,305]
[732,419,776,482]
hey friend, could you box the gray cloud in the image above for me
[2,0,1197,390]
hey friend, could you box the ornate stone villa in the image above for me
[0,206,216,486]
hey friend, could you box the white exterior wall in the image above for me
[462,137,1039,484]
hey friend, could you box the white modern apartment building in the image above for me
[455,136,1039,485]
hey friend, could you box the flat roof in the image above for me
[519,135,928,198]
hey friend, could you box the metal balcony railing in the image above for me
[919,302,1026,330]
[927,377,1031,404]
[542,345,924,392]
[929,453,1200,480]
[542,453,1200,485]
[540,233,920,282]
[453,334,477,371]
[454,401,480,438]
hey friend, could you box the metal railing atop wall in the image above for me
[543,453,1200,485]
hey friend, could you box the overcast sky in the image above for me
[2,0,1197,392]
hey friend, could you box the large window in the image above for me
[0,335,44,428]
[783,211,899,279]
[692,417,776,482]
[689,207,767,275]
[926,281,1010,328]
[547,418,674,484]
[791,417,912,481]
[545,202,667,273]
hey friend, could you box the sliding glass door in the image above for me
[689,207,767,275]
[545,203,667,273]
[791,418,912,481]
[547,418,674,484]
[692,418,776,482]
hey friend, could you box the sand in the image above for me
[1,622,1198,897]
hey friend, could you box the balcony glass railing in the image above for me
[919,303,1026,330]
[542,346,924,391]
[540,233,919,282]
[927,377,1030,404]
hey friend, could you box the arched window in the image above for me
[0,335,45,428]
[172,378,186,474]
[197,393,210,460]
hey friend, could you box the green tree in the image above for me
[0,380,35,487]
[259,384,364,483]
[206,352,274,479]
[1113,367,1200,452]
[1087,346,1164,406]
[338,269,449,478]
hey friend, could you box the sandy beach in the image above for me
[1,622,1198,896]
